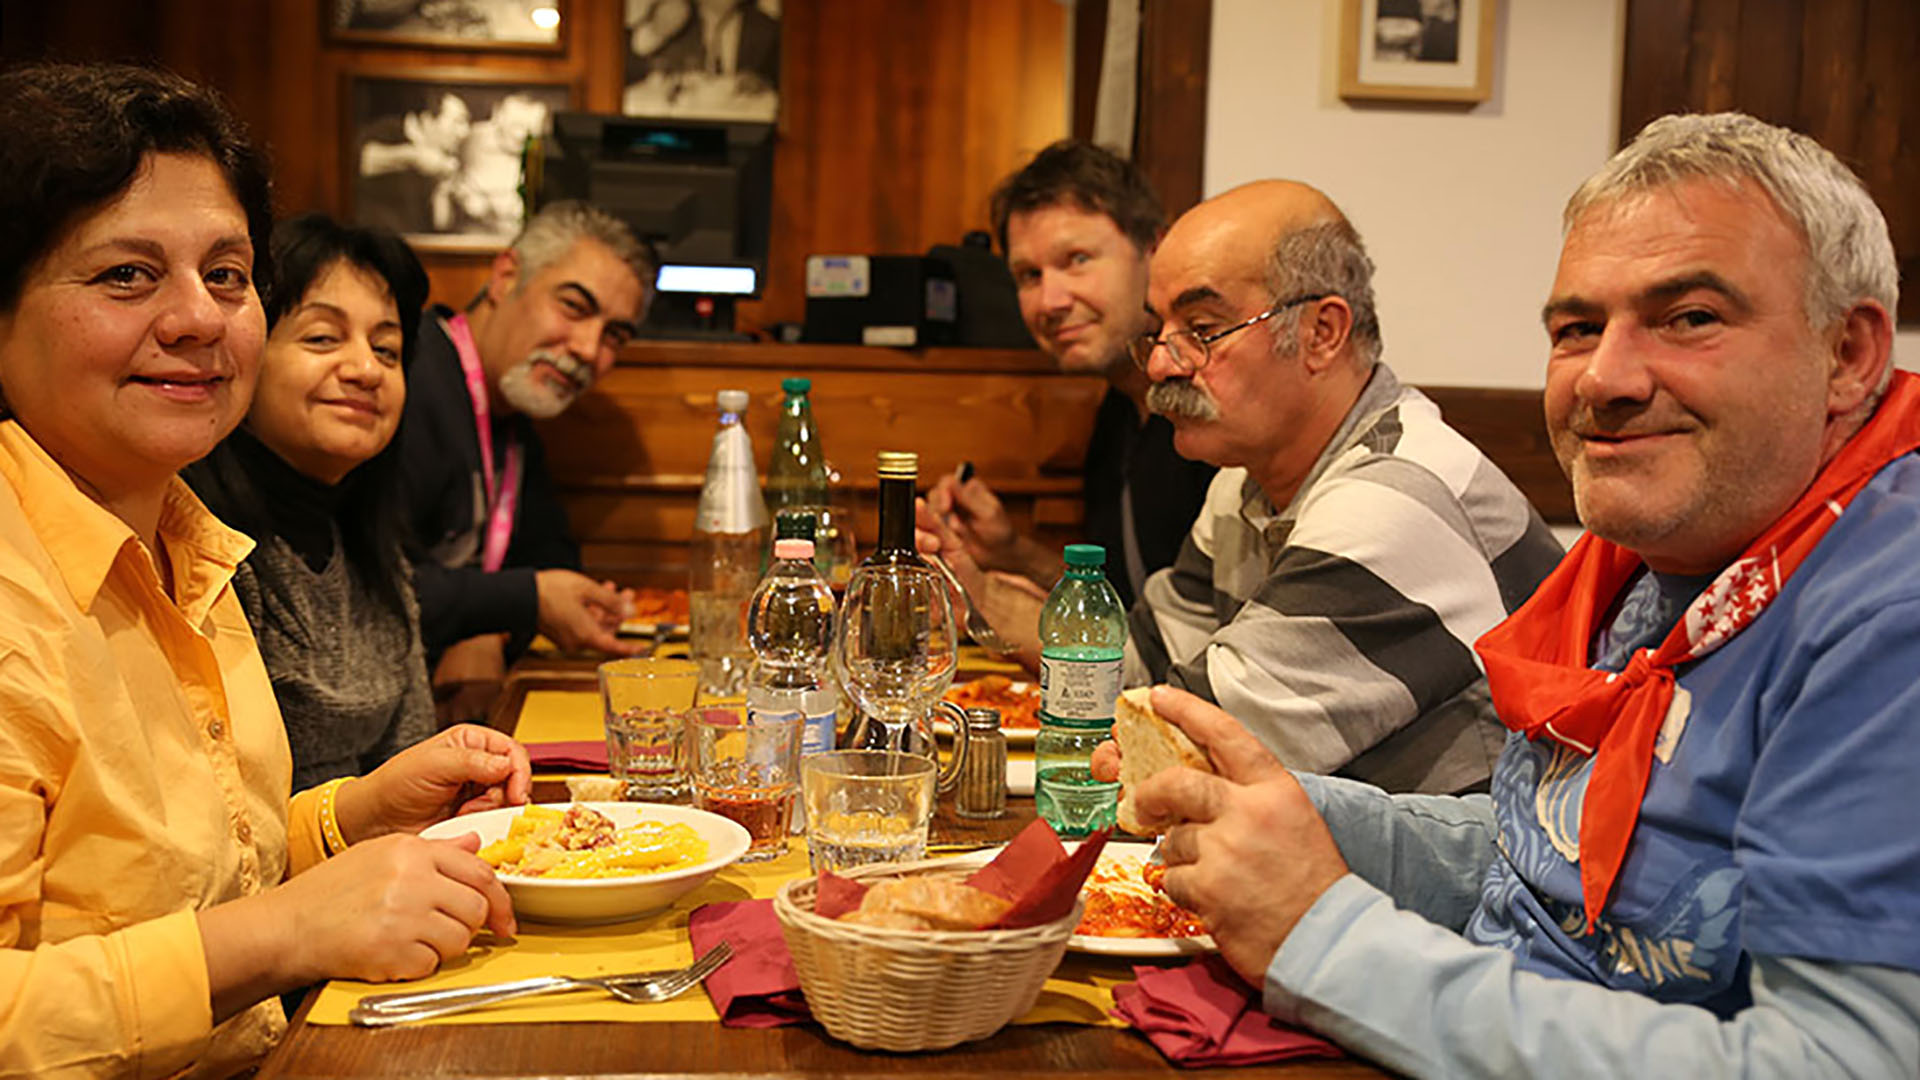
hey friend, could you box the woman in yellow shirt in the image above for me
[0,62,531,1078]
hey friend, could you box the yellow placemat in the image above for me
[513,689,605,744]
[306,838,1127,1027]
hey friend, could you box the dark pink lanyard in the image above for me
[440,312,522,573]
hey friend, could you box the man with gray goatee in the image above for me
[1125,180,1561,795]
[398,200,653,680]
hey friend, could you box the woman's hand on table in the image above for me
[336,724,533,845]
[200,831,514,1020]
[1112,687,1351,986]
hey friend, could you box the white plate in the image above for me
[616,619,687,639]
[423,801,751,925]
[1066,841,1216,957]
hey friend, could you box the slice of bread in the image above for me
[1112,686,1212,835]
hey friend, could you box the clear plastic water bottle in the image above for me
[747,532,838,754]
[690,389,768,696]
[1035,543,1126,837]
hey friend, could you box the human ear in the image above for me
[1300,296,1354,373]
[483,250,521,306]
[1825,299,1894,419]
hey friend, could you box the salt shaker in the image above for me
[954,706,1008,818]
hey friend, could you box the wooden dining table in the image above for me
[256,664,1399,1079]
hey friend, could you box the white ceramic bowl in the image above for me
[423,801,752,925]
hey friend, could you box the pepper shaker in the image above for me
[954,706,1008,818]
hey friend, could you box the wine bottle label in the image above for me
[1039,653,1123,723]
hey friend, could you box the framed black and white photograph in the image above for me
[621,0,781,122]
[343,69,575,251]
[1339,0,1497,104]
[327,0,567,52]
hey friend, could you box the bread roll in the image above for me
[1112,686,1212,835]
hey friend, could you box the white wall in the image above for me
[1205,0,1920,389]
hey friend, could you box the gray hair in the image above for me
[1264,220,1383,367]
[1565,112,1898,338]
[508,199,654,299]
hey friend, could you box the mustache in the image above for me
[1146,378,1220,420]
[527,350,593,392]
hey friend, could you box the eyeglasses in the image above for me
[1128,292,1333,374]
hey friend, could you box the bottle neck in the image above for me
[872,473,917,559]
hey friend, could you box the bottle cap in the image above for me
[717,389,750,413]
[876,451,918,479]
[775,511,816,539]
[1063,543,1107,567]
[774,538,815,560]
[781,376,811,394]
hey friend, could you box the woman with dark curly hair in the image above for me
[0,62,529,1078]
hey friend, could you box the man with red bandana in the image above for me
[1107,113,1920,1076]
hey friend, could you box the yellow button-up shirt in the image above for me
[0,422,330,1079]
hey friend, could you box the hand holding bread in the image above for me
[1111,686,1216,835]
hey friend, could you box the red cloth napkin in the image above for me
[525,740,607,771]
[687,899,809,1027]
[1111,954,1343,1067]
[815,818,1109,929]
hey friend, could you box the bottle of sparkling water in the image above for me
[690,389,768,696]
[1035,543,1126,837]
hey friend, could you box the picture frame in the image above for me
[1338,0,1498,104]
[621,0,782,122]
[341,68,577,252]
[325,0,567,54]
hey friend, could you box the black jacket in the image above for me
[399,307,581,660]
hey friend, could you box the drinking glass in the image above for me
[689,707,804,862]
[801,750,938,872]
[599,657,699,801]
[832,561,958,758]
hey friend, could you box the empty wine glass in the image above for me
[833,561,958,760]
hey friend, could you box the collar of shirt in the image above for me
[0,421,252,623]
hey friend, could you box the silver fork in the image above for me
[928,554,1017,654]
[347,940,733,1027]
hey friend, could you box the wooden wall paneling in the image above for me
[1071,0,1110,141]
[1621,0,1919,324]
[1134,0,1210,219]
[1793,0,1863,154]
[1617,0,1695,140]
[1730,0,1803,125]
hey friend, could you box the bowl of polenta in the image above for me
[423,801,752,924]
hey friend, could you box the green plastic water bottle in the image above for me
[1035,543,1126,837]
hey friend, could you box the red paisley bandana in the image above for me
[1475,371,1920,930]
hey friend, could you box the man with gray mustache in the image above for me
[932,179,1560,795]
[1124,179,1562,794]
[397,200,653,701]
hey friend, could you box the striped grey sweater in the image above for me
[1125,365,1562,794]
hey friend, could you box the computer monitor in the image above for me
[538,112,773,336]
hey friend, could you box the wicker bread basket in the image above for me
[773,857,1083,1052]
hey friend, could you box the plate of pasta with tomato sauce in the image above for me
[1068,842,1216,957]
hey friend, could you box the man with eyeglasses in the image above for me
[920,141,1217,609]
[1122,179,1562,794]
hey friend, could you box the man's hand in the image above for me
[1126,687,1350,984]
[924,471,1062,587]
[336,724,533,845]
[916,501,1047,670]
[536,569,643,656]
